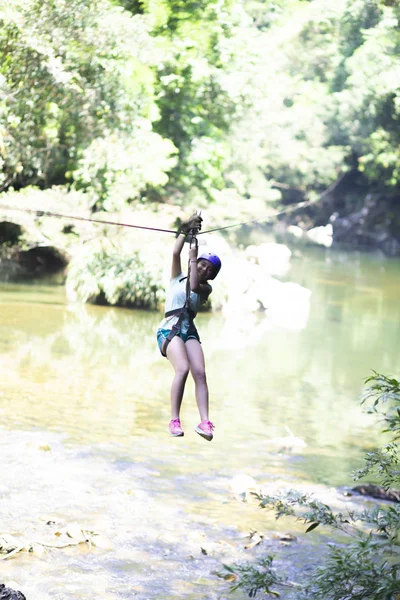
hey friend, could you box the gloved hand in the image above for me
[180,212,202,234]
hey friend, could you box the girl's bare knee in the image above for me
[191,369,207,385]
[175,365,190,380]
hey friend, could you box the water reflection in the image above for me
[0,248,398,466]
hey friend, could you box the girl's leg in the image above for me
[166,336,190,419]
[185,339,209,421]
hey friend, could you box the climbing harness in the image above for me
[160,229,199,358]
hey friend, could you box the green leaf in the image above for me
[305,522,320,533]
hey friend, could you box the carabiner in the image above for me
[189,229,198,249]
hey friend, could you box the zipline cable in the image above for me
[0,204,177,235]
[0,196,320,237]
[198,198,319,235]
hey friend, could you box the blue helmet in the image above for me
[198,252,221,280]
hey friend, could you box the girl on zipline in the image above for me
[156,213,221,441]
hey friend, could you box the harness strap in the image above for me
[165,306,195,319]
[161,305,196,357]
[161,314,185,357]
[161,231,197,358]
[164,308,181,318]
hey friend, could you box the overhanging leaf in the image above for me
[305,522,320,533]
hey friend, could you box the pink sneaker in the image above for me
[169,418,184,437]
[195,420,215,441]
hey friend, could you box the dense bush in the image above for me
[66,244,165,310]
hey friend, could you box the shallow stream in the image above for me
[0,244,399,599]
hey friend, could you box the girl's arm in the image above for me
[171,233,186,279]
[188,245,212,299]
[171,213,202,279]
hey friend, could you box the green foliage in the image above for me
[305,541,400,600]
[116,0,145,14]
[66,243,165,309]
[145,0,225,34]
[146,0,244,203]
[222,556,288,597]
[338,0,383,61]
[223,372,400,599]
[244,0,293,31]
[72,129,177,209]
[153,59,233,201]
[362,372,400,415]
[331,3,400,189]
[355,372,400,489]
[228,0,400,210]
[1,0,400,240]
[0,0,167,197]
[226,0,350,201]
[0,0,251,208]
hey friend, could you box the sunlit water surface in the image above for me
[0,245,399,599]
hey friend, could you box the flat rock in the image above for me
[351,484,400,503]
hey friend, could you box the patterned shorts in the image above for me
[156,324,201,357]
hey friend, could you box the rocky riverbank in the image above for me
[274,172,400,256]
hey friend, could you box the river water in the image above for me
[0,244,399,599]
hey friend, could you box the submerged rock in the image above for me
[230,474,259,501]
[0,584,26,600]
[351,484,400,503]
[245,242,292,276]
[265,427,307,454]
[306,224,333,248]
[281,224,333,249]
